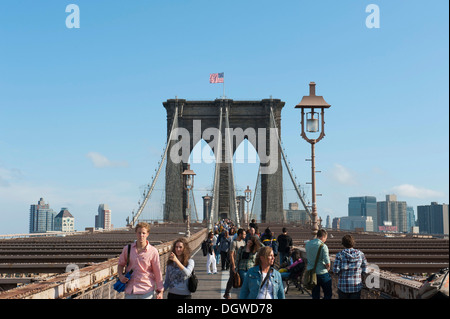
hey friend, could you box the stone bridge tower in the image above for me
[163,98,284,223]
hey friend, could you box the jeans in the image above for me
[312,273,332,299]
[220,251,230,270]
[279,252,289,265]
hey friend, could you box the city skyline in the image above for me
[0,1,448,234]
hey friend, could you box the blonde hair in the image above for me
[135,222,151,233]
[255,246,273,267]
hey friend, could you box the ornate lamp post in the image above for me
[244,186,252,228]
[295,82,331,238]
[182,164,196,237]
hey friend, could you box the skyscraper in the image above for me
[406,206,416,233]
[29,197,56,233]
[348,196,378,229]
[377,195,407,233]
[95,204,111,230]
[417,202,449,235]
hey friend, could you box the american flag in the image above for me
[209,72,224,83]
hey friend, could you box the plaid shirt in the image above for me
[332,248,368,293]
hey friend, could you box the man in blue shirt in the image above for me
[305,229,332,299]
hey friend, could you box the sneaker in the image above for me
[223,294,232,299]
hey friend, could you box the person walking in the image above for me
[239,246,285,299]
[206,231,217,274]
[117,222,164,299]
[219,230,232,271]
[277,227,293,265]
[223,228,246,299]
[213,230,220,266]
[332,234,368,299]
[305,229,332,299]
[235,235,261,284]
[260,228,278,257]
[163,238,195,299]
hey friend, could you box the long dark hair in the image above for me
[248,235,261,254]
[168,237,191,267]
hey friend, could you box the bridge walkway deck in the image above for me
[164,246,311,300]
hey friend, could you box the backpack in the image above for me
[418,268,449,299]
[201,240,208,256]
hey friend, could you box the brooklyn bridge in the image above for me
[0,90,448,300]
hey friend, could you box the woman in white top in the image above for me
[164,238,195,299]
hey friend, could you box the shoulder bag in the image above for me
[302,243,323,290]
[188,264,198,293]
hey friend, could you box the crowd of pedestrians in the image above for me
[117,221,369,300]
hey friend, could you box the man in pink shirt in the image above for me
[118,222,164,299]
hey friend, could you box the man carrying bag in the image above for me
[304,229,332,299]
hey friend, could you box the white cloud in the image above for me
[390,184,446,199]
[330,164,358,186]
[0,166,23,187]
[86,152,128,168]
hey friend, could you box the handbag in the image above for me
[188,269,198,293]
[302,243,323,290]
[113,244,132,293]
[232,247,243,288]
[232,270,242,288]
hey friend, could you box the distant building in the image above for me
[348,196,378,230]
[407,206,416,233]
[95,204,111,230]
[29,198,56,233]
[332,217,340,230]
[377,195,407,233]
[284,202,310,224]
[417,202,449,235]
[340,216,374,232]
[54,208,75,232]
[325,215,331,229]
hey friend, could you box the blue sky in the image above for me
[0,0,448,234]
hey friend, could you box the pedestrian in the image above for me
[223,228,246,299]
[260,228,278,257]
[277,227,293,265]
[239,246,285,299]
[117,222,164,299]
[205,231,217,274]
[235,235,261,285]
[219,230,232,271]
[332,234,368,299]
[249,219,257,230]
[213,230,220,266]
[244,227,256,243]
[305,229,332,299]
[163,238,195,299]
